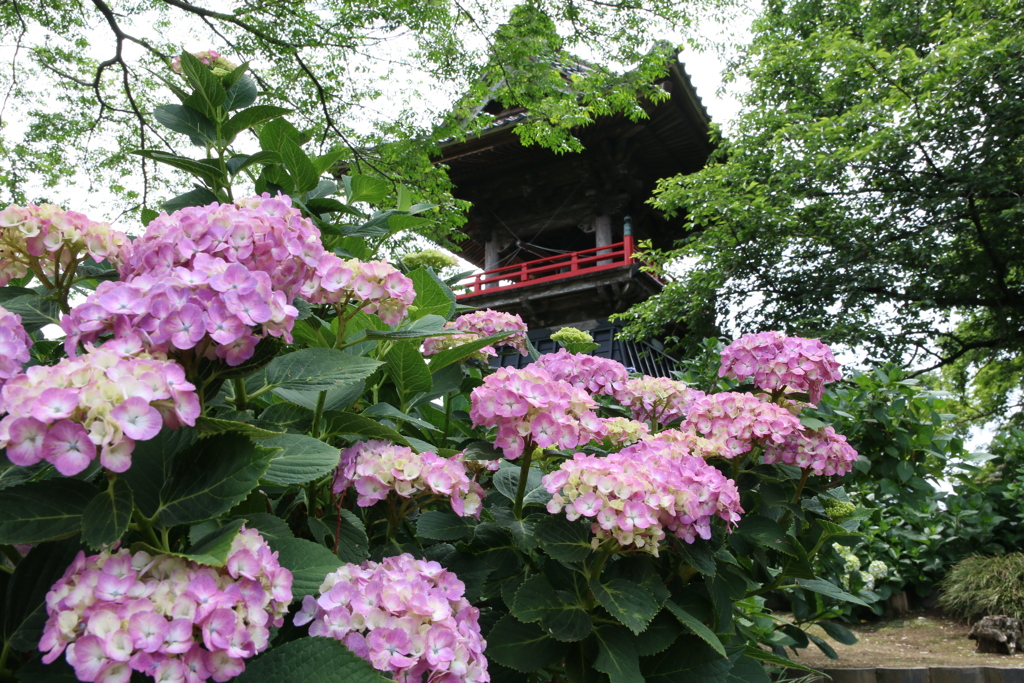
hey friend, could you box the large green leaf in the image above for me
[534,515,593,563]
[493,463,551,507]
[345,174,390,204]
[268,536,343,599]
[409,266,456,319]
[265,348,381,390]
[594,625,644,683]
[179,51,226,117]
[194,416,283,440]
[274,382,364,412]
[81,479,134,550]
[0,479,97,545]
[361,403,438,432]
[795,578,870,607]
[417,510,474,541]
[634,611,684,657]
[280,137,320,193]
[485,614,565,673]
[741,645,820,674]
[120,428,196,517]
[153,104,216,145]
[511,574,591,642]
[665,600,726,657]
[234,634,390,683]
[222,105,292,143]
[258,402,314,432]
[734,515,796,557]
[589,578,660,635]
[0,287,60,332]
[233,512,294,540]
[262,433,341,485]
[427,333,511,371]
[133,149,221,185]
[818,620,859,645]
[161,187,219,213]
[224,72,258,110]
[316,510,370,564]
[3,538,83,651]
[156,434,275,526]
[319,411,413,448]
[385,340,433,400]
[640,635,732,683]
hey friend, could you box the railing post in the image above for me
[623,216,634,266]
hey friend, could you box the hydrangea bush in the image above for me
[0,52,889,683]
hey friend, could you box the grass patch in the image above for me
[939,553,1024,621]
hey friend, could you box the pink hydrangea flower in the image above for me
[543,437,743,553]
[39,527,292,683]
[333,440,484,518]
[0,304,31,391]
[423,309,528,358]
[302,257,415,326]
[681,392,803,459]
[469,366,605,459]
[719,332,842,405]
[0,335,199,475]
[763,425,858,476]
[0,203,128,287]
[529,349,629,397]
[616,376,706,426]
[295,554,487,683]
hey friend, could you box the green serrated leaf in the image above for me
[3,538,83,649]
[386,340,433,399]
[261,433,340,485]
[81,479,133,550]
[819,620,858,645]
[665,599,726,657]
[222,105,292,143]
[493,464,551,507]
[361,403,439,432]
[224,72,258,110]
[266,348,382,390]
[268,536,343,600]
[179,51,226,117]
[634,611,684,657]
[512,575,591,641]
[735,515,796,557]
[153,104,216,145]
[590,578,660,635]
[183,519,246,566]
[161,186,220,213]
[427,333,514,371]
[280,137,320,193]
[795,578,870,607]
[417,510,474,541]
[194,416,284,440]
[319,411,413,448]
[156,434,275,526]
[0,479,98,545]
[594,625,645,683]
[535,515,593,563]
[234,633,390,683]
[485,614,565,672]
[121,428,196,517]
[640,635,732,683]
[742,645,821,674]
[345,174,390,204]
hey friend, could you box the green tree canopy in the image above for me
[0,0,717,241]
[617,0,1024,424]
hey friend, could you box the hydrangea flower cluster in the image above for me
[719,332,843,405]
[0,203,128,287]
[0,304,31,390]
[295,554,488,683]
[543,438,742,554]
[422,332,488,359]
[617,376,706,426]
[425,309,529,359]
[598,417,650,446]
[39,527,292,683]
[469,366,604,459]
[682,392,803,459]
[762,425,858,476]
[301,258,415,326]
[61,269,298,366]
[401,249,459,271]
[833,544,889,590]
[332,440,484,518]
[529,349,628,397]
[0,335,199,475]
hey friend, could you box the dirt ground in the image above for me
[782,611,1024,669]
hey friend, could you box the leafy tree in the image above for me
[0,0,715,239]
[616,0,1024,423]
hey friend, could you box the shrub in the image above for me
[939,553,1024,621]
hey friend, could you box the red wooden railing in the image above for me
[455,235,635,299]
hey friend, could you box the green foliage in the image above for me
[616,0,1024,426]
[939,554,1024,621]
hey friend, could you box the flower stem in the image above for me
[311,390,327,439]
[233,377,247,411]
[512,445,536,519]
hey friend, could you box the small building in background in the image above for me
[440,59,714,374]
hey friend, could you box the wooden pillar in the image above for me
[484,237,500,289]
